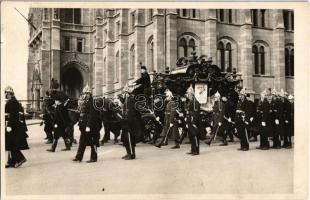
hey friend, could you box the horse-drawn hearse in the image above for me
[46,51,243,144]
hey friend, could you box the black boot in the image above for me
[47,140,57,152]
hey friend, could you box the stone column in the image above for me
[41,19,51,93]
[239,9,254,92]
[105,11,115,95]
[204,9,217,64]
[166,9,177,71]
[120,9,129,87]
[272,10,285,90]
[94,17,104,96]
[51,12,61,85]
[153,9,165,73]
[134,9,146,78]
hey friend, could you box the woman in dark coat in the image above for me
[5,86,29,168]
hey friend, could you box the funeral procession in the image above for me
[2,8,296,195]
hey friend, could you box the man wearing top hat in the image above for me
[132,65,151,97]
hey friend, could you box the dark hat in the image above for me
[141,66,147,70]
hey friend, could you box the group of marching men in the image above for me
[4,74,294,167]
[152,86,294,154]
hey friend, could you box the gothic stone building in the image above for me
[28,8,294,110]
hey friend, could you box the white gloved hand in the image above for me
[156,117,160,121]
[86,127,90,132]
[262,122,266,127]
[285,120,288,124]
[169,123,174,127]
[218,122,222,126]
[234,128,237,133]
[184,117,187,121]
[250,117,254,122]
[211,121,213,126]
[186,124,188,128]
[6,126,12,132]
[206,127,211,134]
[54,124,58,128]
[228,118,232,123]
[179,113,184,117]
[275,119,279,125]
[193,124,197,128]
[178,120,181,124]
[245,121,249,125]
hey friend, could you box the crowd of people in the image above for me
[4,65,294,168]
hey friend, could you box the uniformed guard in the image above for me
[273,89,285,149]
[205,91,222,145]
[121,86,142,160]
[219,93,235,146]
[5,86,29,168]
[185,85,201,155]
[237,88,256,150]
[256,90,274,150]
[73,85,102,163]
[46,92,71,152]
[283,94,294,148]
[156,89,178,148]
[41,91,54,144]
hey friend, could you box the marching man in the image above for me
[185,85,201,155]
[5,86,29,168]
[73,85,102,163]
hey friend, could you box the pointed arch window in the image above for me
[285,47,294,76]
[178,38,187,58]
[188,39,196,55]
[253,46,259,74]
[259,46,265,74]
[226,43,232,72]
[218,42,225,71]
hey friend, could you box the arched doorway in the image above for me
[61,67,83,99]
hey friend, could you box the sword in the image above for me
[163,125,173,145]
[128,132,133,155]
[212,125,220,143]
[245,127,249,145]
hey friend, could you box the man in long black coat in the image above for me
[121,93,142,160]
[41,91,54,144]
[5,86,29,168]
[257,93,274,150]
[273,95,285,149]
[73,86,102,163]
[236,91,256,150]
[283,95,294,148]
[185,86,201,155]
[133,65,151,96]
[46,93,71,152]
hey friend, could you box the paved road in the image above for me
[5,120,293,195]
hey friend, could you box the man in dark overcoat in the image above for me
[121,91,142,160]
[73,85,102,163]
[41,91,54,144]
[46,92,71,152]
[257,92,274,150]
[5,86,29,168]
[185,86,201,155]
[283,94,294,148]
[273,93,285,149]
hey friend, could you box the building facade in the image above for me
[28,8,294,110]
